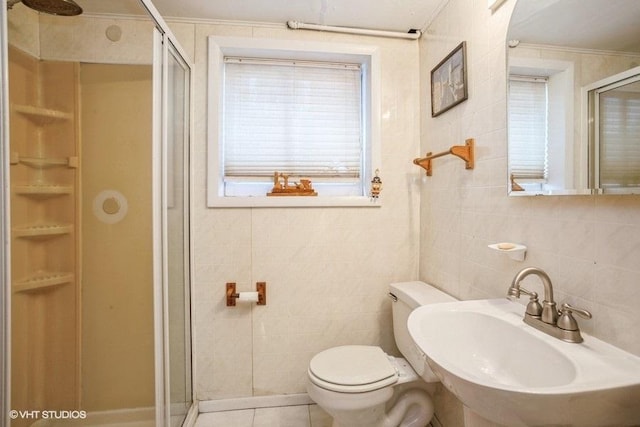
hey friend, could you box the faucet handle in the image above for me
[561,303,592,319]
[520,288,543,317]
[558,303,592,331]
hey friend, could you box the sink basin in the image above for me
[408,298,640,427]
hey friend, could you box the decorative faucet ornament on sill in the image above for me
[267,171,317,196]
[370,169,383,200]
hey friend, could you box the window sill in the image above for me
[207,196,382,208]
[509,189,592,196]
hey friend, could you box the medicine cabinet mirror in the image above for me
[506,0,640,195]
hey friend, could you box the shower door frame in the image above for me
[127,0,197,425]
[161,36,195,426]
[1,1,11,425]
[151,20,197,427]
[136,1,198,425]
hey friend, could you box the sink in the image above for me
[407,298,640,427]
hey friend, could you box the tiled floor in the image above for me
[194,405,332,427]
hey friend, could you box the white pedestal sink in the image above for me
[407,298,640,427]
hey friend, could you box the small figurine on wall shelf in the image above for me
[370,169,383,200]
[267,172,318,196]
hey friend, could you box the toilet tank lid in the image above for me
[389,281,456,308]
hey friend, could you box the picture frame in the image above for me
[430,41,468,117]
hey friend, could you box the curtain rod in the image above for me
[287,20,421,40]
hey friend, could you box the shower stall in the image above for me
[0,0,194,425]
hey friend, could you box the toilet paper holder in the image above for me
[226,282,267,306]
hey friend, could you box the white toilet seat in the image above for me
[308,345,398,393]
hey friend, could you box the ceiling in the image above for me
[80,0,447,34]
[69,0,640,53]
[508,0,640,53]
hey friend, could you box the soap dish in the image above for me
[488,242,527,261]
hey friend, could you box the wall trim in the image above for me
[194,395,445,426]
[199,393,314,413]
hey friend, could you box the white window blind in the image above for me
[223,58,362,184]
[598,80,640,187]
[508,76,548,180]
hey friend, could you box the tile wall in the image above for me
[20,1,640,405]
[169,0,640,408]
[418,0,640,357]
[419,1,640,422]
[175,23,424,399]
[23,10,425,404]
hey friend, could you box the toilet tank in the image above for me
[389,281,456,381]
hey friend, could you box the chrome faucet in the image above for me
[508,267,592,343]
[509,267,558,325]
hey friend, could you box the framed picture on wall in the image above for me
[430,41,468,117]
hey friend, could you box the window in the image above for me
[508,76,549,181]
[223,58,362,196]
[508,57,575,194]
[207,36,380,207]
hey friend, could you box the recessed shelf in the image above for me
[14,184,73,198]
[11,103,73,123]
[13,223,73,239]
[13,271,73,293]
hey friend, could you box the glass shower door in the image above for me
[164,40,192,426]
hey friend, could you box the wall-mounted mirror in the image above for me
[506,0,640,195]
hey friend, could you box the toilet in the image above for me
[306,281,456,427]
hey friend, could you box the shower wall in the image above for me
[8,49,155,418]
[79,63,154,411]
[8,5,157,419]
